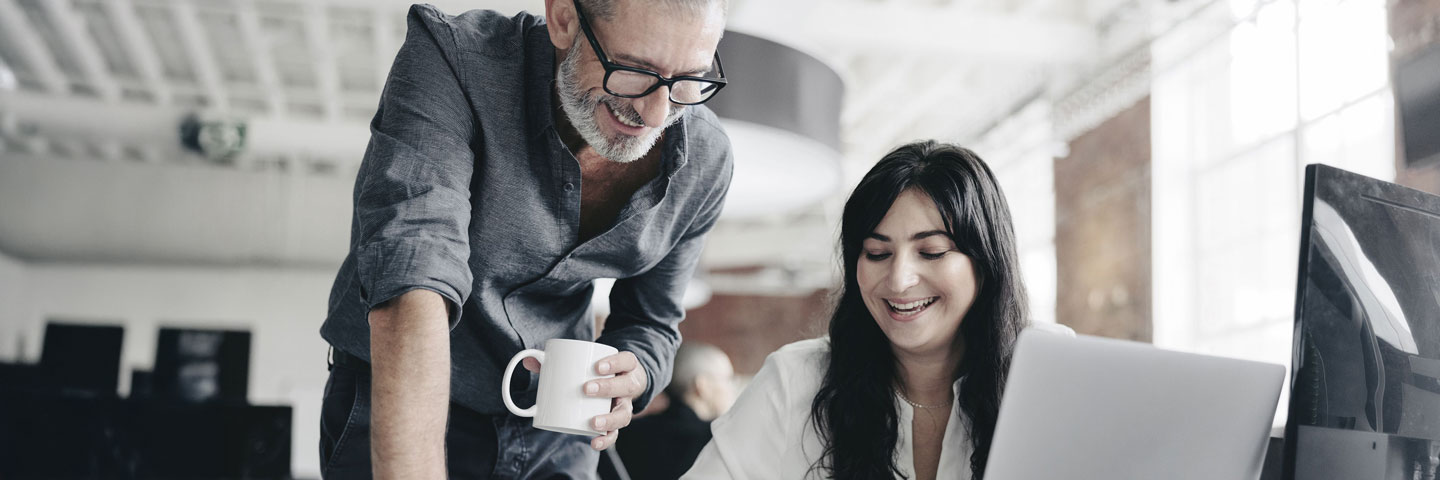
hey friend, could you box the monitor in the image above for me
[152,327,251,403]
[39,322,124,395]
[1284,164,1440,479]
[129,369,153,398]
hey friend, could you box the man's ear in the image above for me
[544,0,580,51]
[691,374,714,400]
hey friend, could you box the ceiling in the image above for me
[0,0,1154,291]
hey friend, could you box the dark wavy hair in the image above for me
[808,140,1030,479]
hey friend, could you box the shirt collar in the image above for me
[660,110,690,178]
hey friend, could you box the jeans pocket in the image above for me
[321,364,370,478]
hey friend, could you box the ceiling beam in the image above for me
[0,52,15,91]
[841,57,924,126]
[104,0,171,104]
[850,65,973,152]
[169,0,228,111]
[38,0,121,101]
[798,2,1096,63]
[10,90,190,147]
[234,0,285,116]
[245,0,540,16]
[303,3,342,122]
[0,0,68,94]
[372,6,397,94]
[7,91,369,165]
[1015,0,1077,17]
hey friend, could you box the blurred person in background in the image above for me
[684,141,1072,480]
[615,342,737,479]
[317,0,733,478]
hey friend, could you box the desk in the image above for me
[0,389,291,479]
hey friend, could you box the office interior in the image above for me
[0,0,1437,478]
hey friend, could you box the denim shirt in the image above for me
[320,5,733,415]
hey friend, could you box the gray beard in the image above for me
[556,43,684,164]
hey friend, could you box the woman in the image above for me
[683,140,1068,479]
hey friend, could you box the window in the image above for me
[1151,0,1394,426]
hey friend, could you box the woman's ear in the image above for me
[543,0,580,51]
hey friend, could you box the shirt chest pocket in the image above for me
[561,215,681,281]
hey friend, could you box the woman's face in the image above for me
[856,188,979,359]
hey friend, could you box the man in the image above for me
[614,343,736,480]
[317,0,732,477]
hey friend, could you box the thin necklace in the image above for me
[899,391,953,410]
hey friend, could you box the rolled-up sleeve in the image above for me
[598,151,733,411]
[353,5,475,326]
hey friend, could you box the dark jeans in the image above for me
[319,351,600,479]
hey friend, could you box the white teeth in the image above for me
[887,298,936,311]
[612,107,643,127]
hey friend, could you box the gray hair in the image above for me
[580,0,728,22]
[664,342,731,398]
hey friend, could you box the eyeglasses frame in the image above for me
[570,0,727,106]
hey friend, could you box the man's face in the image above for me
[557,1,725,163]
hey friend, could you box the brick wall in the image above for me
[678,291,831,375]
[1053,97,1153,342]
[1391,0,1440,194]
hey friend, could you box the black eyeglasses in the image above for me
[572,0,727,105]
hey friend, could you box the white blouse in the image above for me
[681,338,975,480]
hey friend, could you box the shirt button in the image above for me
[563,182,574,192]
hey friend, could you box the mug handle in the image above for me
[501,349,545,417]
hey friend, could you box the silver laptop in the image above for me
[985,330,1285,480]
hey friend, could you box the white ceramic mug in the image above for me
[501,338,618,436]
